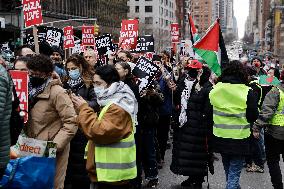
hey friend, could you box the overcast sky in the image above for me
[234,0,249,39]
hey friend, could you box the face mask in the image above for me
[29,76,47,88]
[94,86,105,97]
[69,69,81,80]
[187,69,198,79]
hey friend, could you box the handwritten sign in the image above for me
[22,0,43,27]
[95,34,114,55]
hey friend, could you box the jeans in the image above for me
[265,134,284,189]
[221,154,244,189]
[141,127,158,180]
[259,128,266,161]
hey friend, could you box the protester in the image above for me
[208,61,259,189]
[71,65,138,189]
[50,45,66,79]
[14,45,34,58]
[117,50,136,70]
[253,85,284,189]
[251,57,266,76]
[24,55,78,189]
[64,55,99,189]
[84,48,98,69]
[160,50,172,72]
[13,56,29,71]
[171,62,213,189]
[0,64,13,179]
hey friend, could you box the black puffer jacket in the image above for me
[171,80,213,176]
[64,82,98,189]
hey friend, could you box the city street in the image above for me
[153,147,284,189]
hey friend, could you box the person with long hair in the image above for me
[64,54,99,189]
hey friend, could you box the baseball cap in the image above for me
[186,59,203,69]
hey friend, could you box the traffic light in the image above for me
[94,24,100,36]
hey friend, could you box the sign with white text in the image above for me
[22,0,43,27]
[119,19,139,50]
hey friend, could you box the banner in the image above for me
[25,26,64,49]
[171,23,179,43]
[10,70,29,123]
[132,57,160,93]
[22,0,43,27]
[133,35,155,53]
[82,25,95,46]
[63,26,75,49]
[95,34,114,55]
[119,19,139,50]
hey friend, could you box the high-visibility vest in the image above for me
[85,103,137,182]
[209,82,251,139]
[269,87,284,126]
[249,80,263,108]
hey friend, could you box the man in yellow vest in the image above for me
[209,61,259,189]
[253,84,284,189]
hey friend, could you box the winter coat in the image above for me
[63,82,98,188]
[0,65,13,172]
[170,81,213,176]
[253,85,284,140]
[76,103,133,184]
[25,79,78,189]
[158,77,173,116]
[209,76,259,156]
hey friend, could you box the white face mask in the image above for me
[94,86,106,97]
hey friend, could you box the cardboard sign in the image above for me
[132,57,160,93]
[82,25,95,46]
[22,0,43,27]
[133,36,155,53]
[171,23,179,43]
[10,70,29,123]
[63,26,75,49]
[25,26,64,49]
[95,34,114,55]
[119,19,139,50]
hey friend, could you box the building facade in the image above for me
[127,0,177,52]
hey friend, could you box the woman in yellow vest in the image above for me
[208,61,259,189]
[71,65,138,189]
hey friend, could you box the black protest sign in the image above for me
[132,56,160,92]
[133,35,155,53]
[95,34,114,55]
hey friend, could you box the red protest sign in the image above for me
[119,19,139,50]
[82,25,95,46]
[64,26,75,49]
[22,0,43,27]
[10,70,29,123]
[171,23,179,43]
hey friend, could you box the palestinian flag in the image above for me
[193,19,229,76]
[188,13,200,43]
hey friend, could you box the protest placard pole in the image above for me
[65,49,67,61]
[33,26,40,54]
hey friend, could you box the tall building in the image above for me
[189,0,213,35]
[219,0,228,33]
[127,0,177,52]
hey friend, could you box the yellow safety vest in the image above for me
[269,87,284,126]
[209,82,251,139]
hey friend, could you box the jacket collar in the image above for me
[37,79,62,99]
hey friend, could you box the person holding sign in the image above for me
[24,55,78,189]
[84,48,98,69]
[71,65,138,189]
[64,55,99,189]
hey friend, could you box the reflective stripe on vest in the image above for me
[209,82,251,139]
[93,103,137,182]
[269,87,284,127]
[249,80,263,108]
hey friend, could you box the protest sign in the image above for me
[132,57,160,93]
[82,25,95,46]
[119,19,139,50]
[95,34,114,55]
[63,26,75,49]
[133,35,155,53]
[22,0,43,27]
[71,40,81,54]
[171,23,179,43]
[10,70,29,123]
[179,40,195,57]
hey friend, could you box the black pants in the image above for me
[156,115,171,161]
[265,134,284,189]
[245,136,264,167]
[92,182,133,189]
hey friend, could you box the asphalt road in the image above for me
[144,148,284,189]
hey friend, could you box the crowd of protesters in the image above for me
[0,42,284,189]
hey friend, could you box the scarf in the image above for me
[179,78,195,127]
[67,77,84,89]
[28,78,52,100]
[97,81,138,127]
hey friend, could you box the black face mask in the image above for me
[29,76,47,88]
[187,69,198,79]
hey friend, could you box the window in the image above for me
[161,0,163,4]
[127,6,130,13]
[145,17,153,24]
[145,0,152,1]
[160,7,163,15]
[145,6,152,12]
[165,0,168,6]
[135,6,139,13]
[166,20,169,26]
